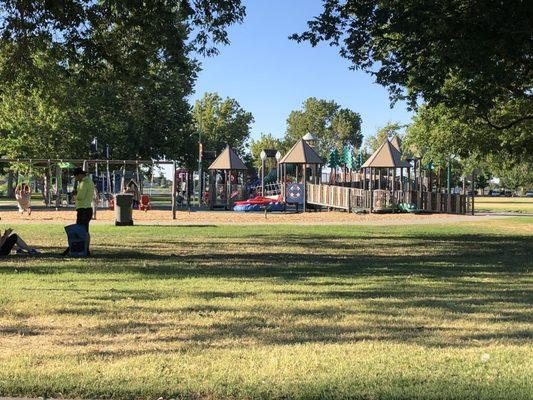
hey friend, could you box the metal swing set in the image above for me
[0,158,179,219]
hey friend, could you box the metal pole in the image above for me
[261,158,265,196]
[471,170,475,215]
[447,162,451,194]
[172,161,177,219]
[121,161,126,192]
[55,164,60,210]
[106,160,111,205]
[45,160,51,207]
[198,143,202,206]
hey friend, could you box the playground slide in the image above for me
[233,196,284,212]
[398,203,420,213]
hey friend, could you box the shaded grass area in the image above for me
[475,197,533,213]
[0,219,532,399]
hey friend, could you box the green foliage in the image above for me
[0,1,246,165]
[0,47,197,163]
[365,122,404,154]
[294,1,532,162]
[0,1,246,72]
[353,150,365,170]
[491,159,533,191]
[341,146,354,170]
[284,98,362,159]
[328,148,340,169]
[405,104,532,168]
[192,92,254,158]
[249,133,287,170]
[475,174,491,191]
[292,1,531,122]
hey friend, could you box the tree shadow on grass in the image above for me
[1,231,531,351]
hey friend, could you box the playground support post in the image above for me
[172,161,177,220]
[303,164,307,213]
[261,157,265,196]
[369,167,373,212]
[106,160,111,207]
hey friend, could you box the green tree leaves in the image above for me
[285,97,362,159]
[192,92,254,157]
[0,1,246,164]
[364,122,404,154]
[249,133,286,170]
[293,1,532,160]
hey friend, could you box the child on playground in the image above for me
[15,183,31,215]
[0,228,39,256]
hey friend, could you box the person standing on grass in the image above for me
[63,167,95,256]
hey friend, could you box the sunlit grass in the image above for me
[0,219,532,399]
[475,197,533,213]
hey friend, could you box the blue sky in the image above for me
[190,0,413,143]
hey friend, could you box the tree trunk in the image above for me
[7,171,15,198]
[43,173,50,206]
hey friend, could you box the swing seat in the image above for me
[139,194,152,212]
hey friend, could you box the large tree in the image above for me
[405,104,532,167]
[0,1,245,163]
[284,97,362,159]
[192,92,254,157]
[0,1,245,76]
[364,122,404,154]
[292,1,532,161]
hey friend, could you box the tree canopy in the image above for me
[192,92,254,157]
[405,104,532,166]
[249,133,287,170]
[284,97,362,159]
[0,1,245,163]
[0,0,245,76]
[293,1,532,162]
[364,122,404,154]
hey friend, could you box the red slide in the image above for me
[234,195,282,206]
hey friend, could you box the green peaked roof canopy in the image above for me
[208,146,247,170]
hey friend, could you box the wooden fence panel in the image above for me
[306,183,467,214]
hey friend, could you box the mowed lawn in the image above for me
[475,197,533,213]
[0,219,532,400]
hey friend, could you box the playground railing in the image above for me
[306,183,467,214]
[254,182,282,197]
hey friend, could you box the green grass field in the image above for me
[1,219,532,399]
[475,197,533,213]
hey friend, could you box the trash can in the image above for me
[114,193,134,226]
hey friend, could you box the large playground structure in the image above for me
[0,134,471,218]
[206,136,468,215]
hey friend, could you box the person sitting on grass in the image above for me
[0,228,39,256]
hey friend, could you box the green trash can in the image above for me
[115,193,134,226]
